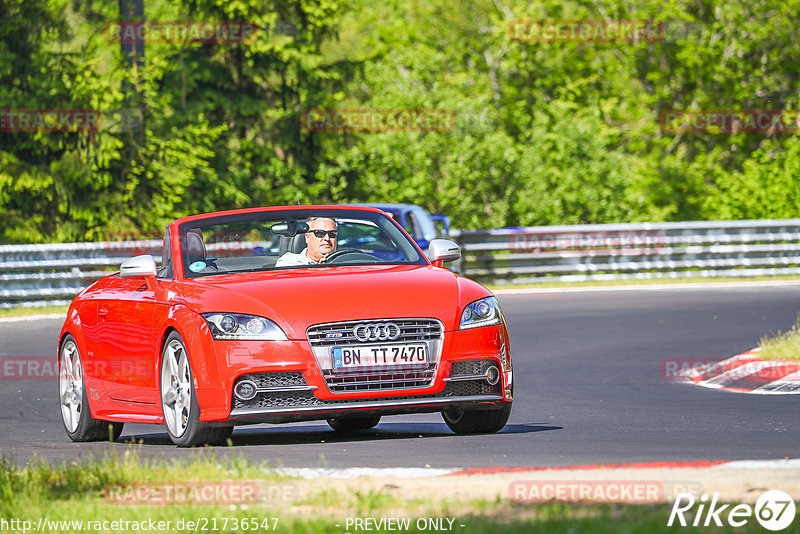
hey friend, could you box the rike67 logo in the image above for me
[669,490,796,531]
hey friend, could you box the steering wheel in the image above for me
[324,248,364,262]
[325,248,377,263]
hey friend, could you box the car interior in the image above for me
[178,214,422,276]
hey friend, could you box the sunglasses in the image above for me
[310,229,338,239]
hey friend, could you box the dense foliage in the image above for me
[1,0,799,242]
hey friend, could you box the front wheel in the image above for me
[442,402,512,434]
[59,335,123,442]
[160,332,231,447]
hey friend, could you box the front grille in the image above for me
[232,372,315,409]
[444,378,500,397]
[237,372,307,389]
[449,359,497,377]
[307,318,444,393]
[322,366,437,392]
[307,318,442,347]
[234,390,322,410]
[233,381,500,411]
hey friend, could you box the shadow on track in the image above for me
[121,422,561,447]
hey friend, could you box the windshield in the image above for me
[178,209,426,278]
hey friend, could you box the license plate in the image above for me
[332,343,428,371]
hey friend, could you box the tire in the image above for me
[160,331,231,447]
[442,402,512,434]
[59,335,124,442]
[327,415,381,432]
[208,426,234,446]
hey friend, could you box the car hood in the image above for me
[173,265,490,339]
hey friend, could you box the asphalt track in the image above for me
[1,283,799,469]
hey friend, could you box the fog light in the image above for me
[485,365,500,386]
[234,380,258,401]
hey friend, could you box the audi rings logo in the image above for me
[353,322,401,342]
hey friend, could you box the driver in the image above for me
[275,216,338,266]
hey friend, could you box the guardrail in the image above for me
[0,240,162,309]
[452,219,800,284]
[2,219,800,309]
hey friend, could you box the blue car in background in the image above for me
[353,203,451,256]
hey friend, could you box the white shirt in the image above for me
[275,247,323,267]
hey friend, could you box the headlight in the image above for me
[202,313,288,341]
[459,297,503,329]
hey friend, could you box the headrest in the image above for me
[186,230,206,264]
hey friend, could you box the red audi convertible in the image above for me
[58,206,513,446]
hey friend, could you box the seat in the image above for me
[279,233,306,255]
[290,233,306,253]
[158,230,173,277]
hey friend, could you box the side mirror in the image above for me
[428,239,461,267]
[120,255,157,278]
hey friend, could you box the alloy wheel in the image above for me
[59,339,83,433]
[161,338,191,438]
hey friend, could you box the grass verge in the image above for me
[759,318,800,362]
[0,447,773,533]
[0,305,69,318]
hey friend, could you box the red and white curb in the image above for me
[276,459,800,478]
[276,467,456,478]
[677,349,800,394]
[446,459,800,476]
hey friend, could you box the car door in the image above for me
[94,276,159,404]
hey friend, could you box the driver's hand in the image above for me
[320,249,336,262]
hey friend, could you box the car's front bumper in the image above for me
[225,394,505,425]
[196,324,512,423]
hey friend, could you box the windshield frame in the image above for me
[176,207,429,279]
